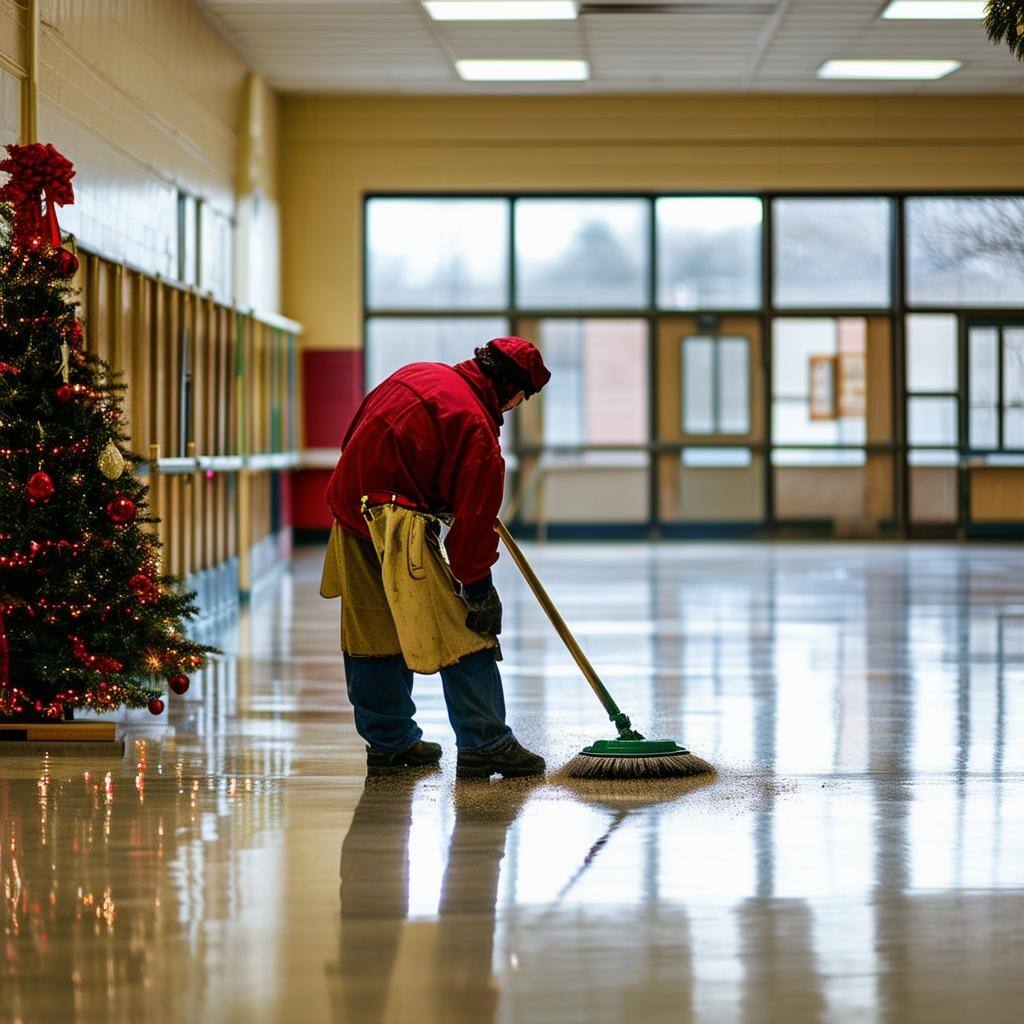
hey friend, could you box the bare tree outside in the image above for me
[908,197,1024,306]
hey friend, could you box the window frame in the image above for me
[965,318,1024,455]
[362,190,1024,538]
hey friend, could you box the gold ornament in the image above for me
[98,441,125,480]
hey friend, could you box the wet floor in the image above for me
[2,542,1024,1023]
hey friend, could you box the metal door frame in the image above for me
[961,315,1024,537]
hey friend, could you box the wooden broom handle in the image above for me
[495,518,623,721]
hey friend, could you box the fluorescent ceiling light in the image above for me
[881,2,985,19]
[818,59,961,80]
[424,2,577,19]
[456,59,589,81]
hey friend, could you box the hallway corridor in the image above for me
[3,541,1024,1023]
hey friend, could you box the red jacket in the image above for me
[325,360,504,586]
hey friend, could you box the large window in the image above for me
[365,317,509,388]
[515,199,649,309]
[362,191,1024,533]
[172,191,232,303]
[657,197,762,310]
[201,203,234,305]
[177,192,198,287]
[367,198,509,310]
[907,197,1024,308]
[774,198,892,309]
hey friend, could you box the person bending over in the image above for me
[320,337,550,779]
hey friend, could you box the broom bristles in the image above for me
[564,750,715,780]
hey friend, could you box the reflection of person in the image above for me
[321,338,550,779]
[334,776,532,1024]
[334,776,415,1024]
[434,784,529,1020]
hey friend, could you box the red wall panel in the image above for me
[292,469,335,531]
[293,348,364,532]
[303,349,364,447]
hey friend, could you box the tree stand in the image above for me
[0,708,125,757]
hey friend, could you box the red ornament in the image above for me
[53,247,78,277]
[129,573,160,604]
[56,382,95,403]
[106,497,136,525]
[168,675,189,695]
[26,471,55,502]
[66,318,84,348]
[147,698,165,716]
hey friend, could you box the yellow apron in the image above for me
[320,505,497,674]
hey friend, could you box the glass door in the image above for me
[656,315,765,533]
[963,320,1024,535]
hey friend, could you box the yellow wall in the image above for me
[0,0,283,317]
[0,64,17,145]
[280,94,1024,351]
[1,0,21,145]
[236,73,282,314]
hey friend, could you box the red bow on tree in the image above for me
[0,142,75,249]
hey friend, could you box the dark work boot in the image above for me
[366,740,442,774]
[456,738,545,779]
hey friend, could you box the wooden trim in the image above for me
[19,0,38,144]
[66,251,299,592]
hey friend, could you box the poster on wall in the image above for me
[837,317,868,419]
[809,355,837,421]
[838,352,867,418]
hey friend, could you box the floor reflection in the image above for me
[2,543,1024,1022]
[332,774,532,1024]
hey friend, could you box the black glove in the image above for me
[463,577,502,636]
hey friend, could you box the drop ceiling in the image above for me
[199,0,1024,93]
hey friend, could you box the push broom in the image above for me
[495,519,714,780]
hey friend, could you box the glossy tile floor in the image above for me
[3,542,1024,1023]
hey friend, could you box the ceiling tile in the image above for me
[199,0,1024,93]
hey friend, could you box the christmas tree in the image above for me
[985,2,1024,61]
[0,143,216,721]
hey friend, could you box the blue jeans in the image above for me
[344,648,514,753]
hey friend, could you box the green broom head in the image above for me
[565,738,715,780]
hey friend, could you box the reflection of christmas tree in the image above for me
[0,143,215,721]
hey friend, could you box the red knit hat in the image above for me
[487,337,551,395]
